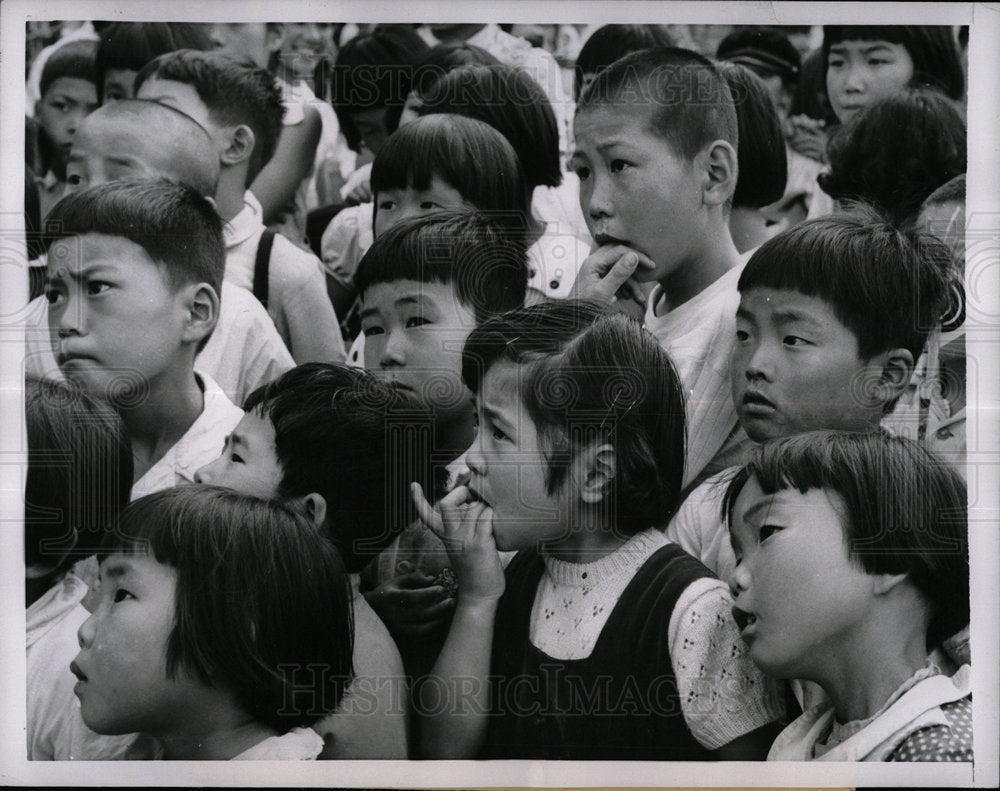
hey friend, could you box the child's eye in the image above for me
[735,329,750,342]
[868,58,890,66]
[405,316,430,329]
[419,201,439,210]
[377,200,396,211]
[609,159,630,174]
[827,57,845,69]
[783,335,811,347]
[86,281,111,296]
[362,324,384,337]
[45,289,64,305]
[113,588,134,603]
[759,523,782,542]
[50,100,68,112]
[573,165,591,181]
[491,426,508,442]
[230,453,245,464]
[66,173,83,187]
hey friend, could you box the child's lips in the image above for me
[592,232,631,247]
[70,660,88,689]
[740,390,777,415]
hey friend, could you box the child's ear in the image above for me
[700,140,738,208]
[578,442,616,505]
[299,492,328,530]
[181,283,220,346]
[220,124,256,169]
[871,570,911,596]
[877,347,915,403]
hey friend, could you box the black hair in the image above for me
[356,211,528,324]
[409,42,501,100]
[723,430,968,649]
[417,64,562,189]
[922,172,966,208]
[40,39,98,98]
[95,22,212,103]
[819,88,966,226]
[715,60,787,209]
[371,114,531,238]
[822,25,964,102]
[578,46,738,163]
[328,26,430,152]
[103,486,354,731]
[716,27,801,87]
[242,363,439,573]
[135,49,285,184]
[461,300,687,536]
[42,179,225,301]
[25,376,133,568]
[574,25,676,101]
[738,206,952,362]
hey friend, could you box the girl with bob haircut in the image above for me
[819,88,966,227]
[822,25,964,125]
[714,60,789,252]
[725,431,971,761]
[413,300,783,760]
[72,486,354,760]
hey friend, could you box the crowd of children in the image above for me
[21,19,973,763]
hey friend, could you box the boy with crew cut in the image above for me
[569,46,749,489]
[666,208,952,586]
[134,49,343,365]
[24,98,294,407]
[42,179,242,500]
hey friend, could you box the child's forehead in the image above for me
[48,233,161,273]
[43,75,97,98]
[365,278,470,316]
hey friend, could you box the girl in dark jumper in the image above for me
[411,300,784,760]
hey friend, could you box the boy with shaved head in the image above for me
[24,99,294,406]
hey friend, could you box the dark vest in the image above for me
[483,543,717,760]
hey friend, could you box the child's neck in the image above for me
[215,166,251,223]
[654,228,740,316]
[119,366,204,482]
[728,207,771,255]
[542,506,632,564]
[814,613,931,724]
[156,718,279,760]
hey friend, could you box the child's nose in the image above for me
[583,176,613,221]
[193,457,221,485]
[729,560,751,598]
[379,330,407,367]
[77,611,96,649]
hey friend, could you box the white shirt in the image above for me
[130,372,243,500]
[644,260,749,487]
[224,191,345,364]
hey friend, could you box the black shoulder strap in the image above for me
[253,229,276,309]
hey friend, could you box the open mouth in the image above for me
[731,606,757,634]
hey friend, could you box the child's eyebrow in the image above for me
[735,306,758,323]
[100,560,132,582]
[741,498,773,525]
[482,404,514,429]
[45,263,118,284]
[772,309,823,328]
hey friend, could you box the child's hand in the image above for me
[785,115,829,163]
[364,569,455,638]
[570,244,656,309]
[411,483,505,602]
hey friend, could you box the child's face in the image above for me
[826,39,915,123]
[465,361,574,552]
[279,23,330,80]
[374,175,472,237]
[209,22,277,68]
[72,553,206,735]
[728,478,876,680]
[46,234,190,401]
[65,114,181,192]
[35,77,98,159]
[351,107,391,156]
[571,101,705,283]
[731,287,880,442]
[361,279,477,429]
[194,409,283,496]
[101,69,138,103]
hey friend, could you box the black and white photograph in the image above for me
[1,0,997,787]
